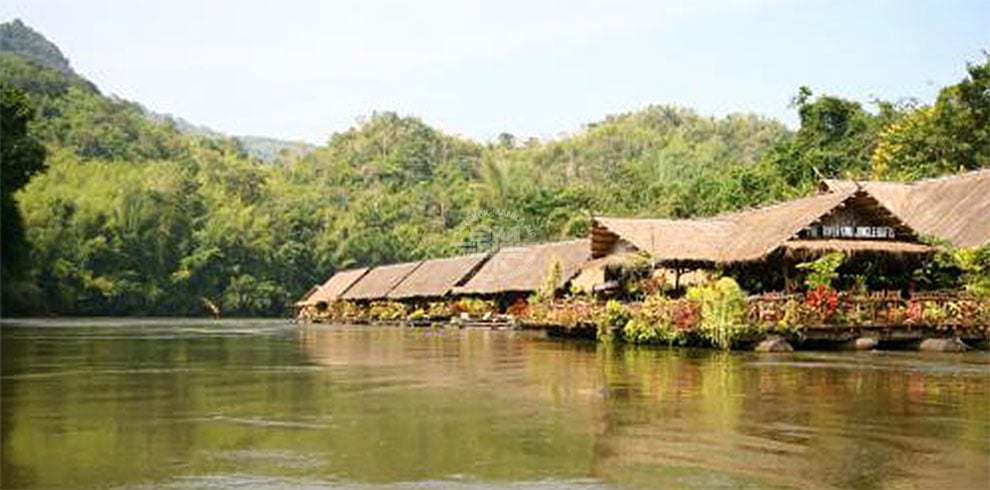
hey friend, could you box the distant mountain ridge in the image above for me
[0,18,73,75]
[4,19,986,318]
[142,109,315,161]
[0,18,314,162]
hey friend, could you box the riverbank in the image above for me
[299,280,990,352]
[303,316,989,353]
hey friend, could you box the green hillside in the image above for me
[0,19,74,76]
[1,20,987,316]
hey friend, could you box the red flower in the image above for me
[906,300,923,324]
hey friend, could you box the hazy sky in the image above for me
[1,0,987,144]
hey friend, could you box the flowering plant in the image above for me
[450,298,495,318]
[805,285,840,322]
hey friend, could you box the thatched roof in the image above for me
[579,251,652,271]
[306,268,370,305]
[720,191,874,261]
[341,261,423,300]
[387,253,490,299]
[294,284,321,307]
[592,216,735,262]
[782,239,933,255]
[821,169,990,247]
[594,188,925,265]
[453,239,591,294]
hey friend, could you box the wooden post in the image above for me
[782,258,791,292]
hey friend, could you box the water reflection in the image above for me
[1,320,988,489]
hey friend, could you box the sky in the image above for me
[1,0,987,145]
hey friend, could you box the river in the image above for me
[1,319,988,489]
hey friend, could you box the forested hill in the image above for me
[0,19,74,76]
[1,20,987,317]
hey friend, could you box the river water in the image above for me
[1,319,988,489]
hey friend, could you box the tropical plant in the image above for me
[954,245,990,298]
[426,301,455,319]
[505,298,529,317]
[594,299,630,341]
[535,257,563,303]
[796,252,845,291]
[450,298,495,318]
[1,83,47,313]
[4,20,988,319]
[686,277,748,349]
[367,301,407,321]
[620,293,692,345]
[805,285,841,323]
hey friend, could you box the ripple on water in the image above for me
[134,475,611,490]
[5,323,988,490]
[745,351,990,375]
[0,367,201,380]
[200,414,334,430]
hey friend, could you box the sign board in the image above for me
[804,225,896,239]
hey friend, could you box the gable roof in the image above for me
[703,190,857,262]
[822,169,990,247]
[305,268,370,305]
[453,239,591,295]
[782,239,934,255]
[387,253,490,299]
[592,216,735,263]
[593,188,926,265]
[341,261,423,300]
[294,284,322,307]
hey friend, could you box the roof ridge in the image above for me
[830,168,990,189]
[598,188,859,224]
[713,189,856,221]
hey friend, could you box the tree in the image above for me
[1,84,47,313]
[5,18,988,317]
[872,54,990,179]
[770,87,879,187]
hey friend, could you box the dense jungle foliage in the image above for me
[1,20,988,316]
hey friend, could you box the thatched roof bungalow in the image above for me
[820,169,990,247]
[453,239,591,295]
[593,188,930,268]
[341,261,423,301]
[294,284,322,308]
[303,267,370,306]
[387,253,491,300]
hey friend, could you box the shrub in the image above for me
[451,298,495,318]
[619,293,693,345]
[796,252,845,290]
[426,301,455,319]
[524,298,550,323]
[954,245,990,298]
[543,297,599,328]
[622,314,684,346]
[505,298,529,317]
[687,277,748,350]
[368,301,407,321]
[914,242,990,296]
[906,300,924,325]
[594,299,630,341]
[622,317,659,344]
[324,300,365,320]
[670,299,701,330]
[535,257,563,303]
[921,301,947,325]
[805,284,840,323]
